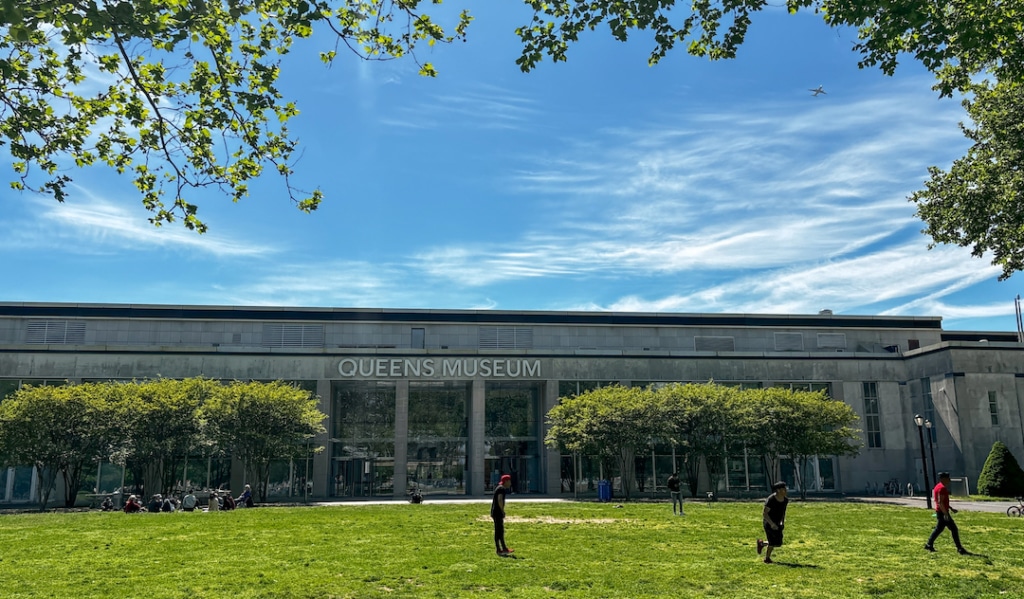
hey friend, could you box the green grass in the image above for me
[1,500,1023,598]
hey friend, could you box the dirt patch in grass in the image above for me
[476,515,624,524]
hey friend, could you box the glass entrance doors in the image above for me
[331,458,395,498]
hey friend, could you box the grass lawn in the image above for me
[1,499,1022,598]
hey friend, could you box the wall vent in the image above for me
[262,324,325,348]
[694,336,735,352]
[26,320,86,344]
[774,332,804,351]
[478,327,533,349]
[817,333,847,350]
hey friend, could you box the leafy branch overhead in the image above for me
[2,1,1022,277]
[0,0,472,231]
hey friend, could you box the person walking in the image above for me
[924,472,969,554]
[491,474,513,556]
[756,481,789,564]
[666,472,684,516]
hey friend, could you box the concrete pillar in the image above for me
[544,380,562,495]
[469,379,486,495]
[394,380,409,498]
[312,379,332,499]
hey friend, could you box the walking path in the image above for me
[848,495,1018,514]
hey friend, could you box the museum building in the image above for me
[0,302,1022,505]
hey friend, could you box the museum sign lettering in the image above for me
[338,358,541,379]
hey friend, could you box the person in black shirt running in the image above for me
[756,481,789,564]
[491,474,512,555]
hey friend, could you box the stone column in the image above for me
[311,379,332,499]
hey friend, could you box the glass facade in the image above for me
[331,381,396,498]
[485,382,542,494]
[407,381,469,496]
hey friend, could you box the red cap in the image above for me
[500,474,512,484]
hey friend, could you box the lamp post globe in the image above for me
[914,414,932,509]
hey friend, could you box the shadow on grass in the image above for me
[771,561,819,569]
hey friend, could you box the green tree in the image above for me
[0,0,471,231]
[658,382,739,497]
[977,440,1024,497]
[0,382,115,509]
[546,385,663,499]
[738,386,861,499]
[202,380,326,502]
[112,378,214,498]
[911,81,1024,279]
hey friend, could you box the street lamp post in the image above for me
[915,414,932,509]
[925,420,937,483]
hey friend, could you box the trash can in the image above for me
[597,480,612,502]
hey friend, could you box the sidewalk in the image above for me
[850,495,1017,514]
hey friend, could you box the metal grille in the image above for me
[478,326,533,349]
[262,324,325,348]
[26,320,86,344]
[694,336,735,352]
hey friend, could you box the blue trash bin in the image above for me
[597,480,612,502]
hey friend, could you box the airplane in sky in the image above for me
[809,85,827,96]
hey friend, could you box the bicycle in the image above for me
[1007,497,1024,517]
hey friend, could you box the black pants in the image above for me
[927,514,964,549]
[493,516,507,551]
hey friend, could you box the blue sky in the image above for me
[2,3,1021,331]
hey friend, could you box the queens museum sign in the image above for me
[338,357,542,379]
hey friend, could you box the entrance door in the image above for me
[331,458,394,498]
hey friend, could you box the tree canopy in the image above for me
[0,0,471,231]
[3,1,1022,275]
[0,377,326,508]
[547,382,862,498]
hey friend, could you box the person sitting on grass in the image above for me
[182,489,198,512]
[757,481,789,564]
[236,484,254,508]
[123,495,142,513]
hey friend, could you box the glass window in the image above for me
[863,382,882,448]
[407,382,469,496]
[486,382,542,493]
[330,382,395,498]
[989,391,999,426]
[411,328,425,349]
[0,379,18,402]
[558,381,618,397]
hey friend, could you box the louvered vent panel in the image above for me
[262,324,325,348]
[774,332,804,351]
[817,333,847,349]
[479,327,533,349]
[26,321,86,344]
[694,336,735,352]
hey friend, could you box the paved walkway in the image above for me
[311,495,1021,514]
[848,495,1019,514]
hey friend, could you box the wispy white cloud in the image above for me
[379,84,540,130]
[6,190,274,258]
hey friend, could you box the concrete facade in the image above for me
[1,302,1022,503]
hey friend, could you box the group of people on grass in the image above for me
[119,484,255,513]
[491,470,969,561]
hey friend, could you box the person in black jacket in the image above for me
[491,474,512,556]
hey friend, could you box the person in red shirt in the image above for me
[924,472,969,554]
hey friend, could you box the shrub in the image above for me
[977,441,1024,497]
